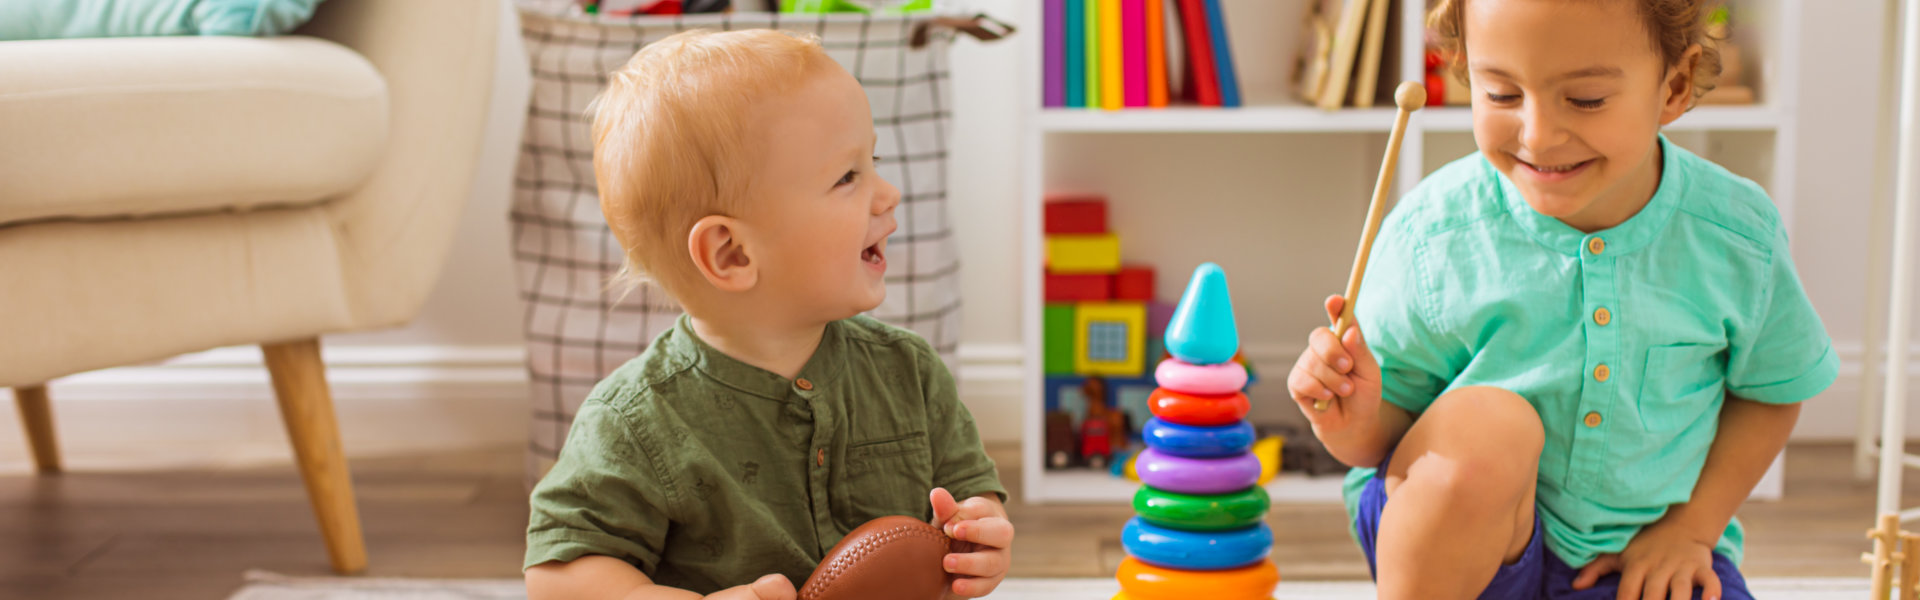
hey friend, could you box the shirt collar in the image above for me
[1498,134,1688,257]
[668,313,846,401]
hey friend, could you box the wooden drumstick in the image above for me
[1316,82,1426,412]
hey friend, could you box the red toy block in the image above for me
[1114,265,1154,301]
[1045,195,1108,235]
[1046,272,1113,301]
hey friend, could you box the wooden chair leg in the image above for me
[12,385,61,474]
[261,338,368,575]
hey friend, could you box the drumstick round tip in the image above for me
[1395,81,1427,112]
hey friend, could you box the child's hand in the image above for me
[1571,520,1721,600]
[1287,295,1384,436]
[699,574,795,600]
[929,488,1014,599]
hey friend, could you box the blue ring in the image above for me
[1121,517,1272,570]
[1141,418,1255,457]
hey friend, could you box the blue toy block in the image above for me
[1165,263,1240,365]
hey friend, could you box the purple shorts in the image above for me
[1353,449,1753,600]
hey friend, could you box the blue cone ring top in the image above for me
[1121,517,1273,570]
[1164,263,1239,366]
[1141,418,1255,458]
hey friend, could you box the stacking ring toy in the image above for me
[1135,448,1261,495]
[1154,359,1248,395]
[1147,388,1249,426]
[1133,485,1269,531]
[1121,517,1272,570]
[1116,556,1279,600]
[1141,418,1254,458]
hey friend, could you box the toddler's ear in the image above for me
[689,215,759,293]
[1659,43,1705,125]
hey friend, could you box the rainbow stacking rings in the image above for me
[1132,485,1270,531]
[1146,388,1249,426]
[1135,448,1261,495]
[1121,517,1272,570]
[1140,418,1254,458]
[1153,359,1248,395]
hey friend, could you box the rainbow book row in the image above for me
[1041,0,1242,109]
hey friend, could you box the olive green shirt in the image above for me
[524,315,1005,593]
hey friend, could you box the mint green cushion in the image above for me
[1,0,325,41]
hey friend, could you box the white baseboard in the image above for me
[2,340,1914,471]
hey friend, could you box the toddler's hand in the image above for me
[1571,519,1722,600]
[929,488,1014,599]
[1287,295,1384,437]
[700,574,795,600]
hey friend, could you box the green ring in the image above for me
[1132,485,1270,531]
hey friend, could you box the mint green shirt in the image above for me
[1341,136,1838,568]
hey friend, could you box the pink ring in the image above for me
[1155,359,1248,395]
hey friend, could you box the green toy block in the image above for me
[1044,304,1077,375]
[783,0,931,12]
[783,0,868,13]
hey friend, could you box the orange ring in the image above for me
[1116,557,1278,600]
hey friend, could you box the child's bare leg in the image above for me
[1375,386,1543,600]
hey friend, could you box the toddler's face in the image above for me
[1464,0,1691,231]
[743,64,901,321]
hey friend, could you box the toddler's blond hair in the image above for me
[590,29,835,297]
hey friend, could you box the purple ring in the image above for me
[1134,448,1261,495]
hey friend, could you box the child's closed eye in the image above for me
[1568,97,1607,109]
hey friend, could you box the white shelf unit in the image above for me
[1018,0,1803,504]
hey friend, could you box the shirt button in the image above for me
[1584,412,1603,427]
[817,448,825,466]
[796,378,814,391]
[1594,307,1611,326]
[1594,364,1610,382]
[1588,237,1605,255]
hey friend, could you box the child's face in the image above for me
[1464,0,1693,230]
[743,65,901,321]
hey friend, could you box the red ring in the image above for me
[1147,388,1250,426]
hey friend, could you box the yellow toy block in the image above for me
[1046,234,1121,273]
[1074,301,1147,376]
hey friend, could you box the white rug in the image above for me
[228,570,1874,599]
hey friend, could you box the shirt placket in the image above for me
[1570,234,1618,494]
[798,378,836,554]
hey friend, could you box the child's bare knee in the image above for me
[1434,386,1544,456]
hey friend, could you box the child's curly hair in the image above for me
[1427,0,1724,107]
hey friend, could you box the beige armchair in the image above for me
[0,0,502,574]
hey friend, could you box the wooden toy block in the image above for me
[1046,234,1121,273]
[1044,195,1108,234]
[1074,301,1148,377]
[1114,264,1155,301]
[1045,304,1079,375]
[1046,272,1113,302]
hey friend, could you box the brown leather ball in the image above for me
[799,515,956,600]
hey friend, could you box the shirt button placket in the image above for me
[1573,235,1616,492]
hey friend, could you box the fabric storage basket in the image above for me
[511,4,1006,478]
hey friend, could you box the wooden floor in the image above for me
[0,442,1904,599]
